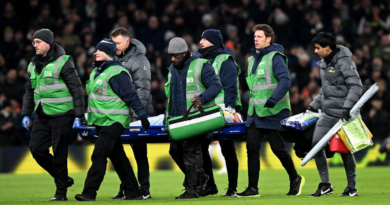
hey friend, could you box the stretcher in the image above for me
[74,122,247,144]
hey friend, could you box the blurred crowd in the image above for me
[0,0,390,150]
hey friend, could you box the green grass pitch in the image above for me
[0,167,388,204]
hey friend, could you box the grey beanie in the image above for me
[33,28,54,45]
[168,37,188,54]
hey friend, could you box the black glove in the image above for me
[141,118,150,131]
[306,106,317,113]
[264,99,275,108]
[342,108,351,121]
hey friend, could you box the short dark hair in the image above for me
[110,27,130,38]
[312,32,336,50]
[253,24,274,41]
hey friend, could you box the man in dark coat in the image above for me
[21,28,85,201]
[110,27,153,200]
[197,29,240,197]
[238,24,304,197]
[165,37,221,199]
[308,32,363,197]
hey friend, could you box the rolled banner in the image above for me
[301,83,379,166]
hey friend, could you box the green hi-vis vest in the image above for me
[165,58,216,116]
[27,55,74,116]
[246,51,291,117]
[87,65,131,128]
[210,54,242,110]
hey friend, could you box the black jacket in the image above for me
[21,44,85,118]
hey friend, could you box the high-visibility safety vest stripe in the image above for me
[27,55,74,116]
[210,54,242,109]
[87,65,132,128]
[246,51,291,117]
[35,96,73,104]
[88,107,130,115]
[39,84,68,91]
[249,95,290,104]
[88,93,120,102]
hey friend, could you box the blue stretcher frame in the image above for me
[75,122,247,144]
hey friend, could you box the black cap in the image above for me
[33,28,54,45]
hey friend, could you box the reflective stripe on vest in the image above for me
[35,96,73,104]
[249,95,290,105]
[88,107,130,115]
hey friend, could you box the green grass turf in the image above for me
[0,167,389,204]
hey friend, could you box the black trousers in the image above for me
[247,124,298,189]
[169,136,204,195]
[82,122,141,198]
[202,140,239,190]
[29,115,73,196]
[118,143,150,193]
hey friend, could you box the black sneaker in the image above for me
[309,183,333,197]
[221,188,238,197]
[175,191,198,199]
[50,195,67,201]
[142,190,152,199]
[338,187,359,197]
[237,187,260,197]
[199,185,218,197]
[122,195,144,200]
[286,175,305,196]
[75,194,96,201]
[67,177,74,188]
[112,190,124,199]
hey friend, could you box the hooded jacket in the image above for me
[246,43,292,130]
[310,45,363,117]
[21,44,85,118]
[167,52,222,117]
[117,39,153,119]
[199,46,239,109]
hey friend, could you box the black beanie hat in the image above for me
[96,38,117,57]
[201,29,223,46]
[33,29,54,45]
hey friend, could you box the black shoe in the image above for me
[338,187,359,197]
[142,190,152,199]
[122,195,144,200]
[199,185,218,197]
[50,195,67,201]
[286,175,305,196]
[175,191,198,199]
[237,187,259,197]
[221,188,238,197]
[75,194,96,201]
[112,190,124,199]
[67,177,74,188]
[309,183,333,197]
